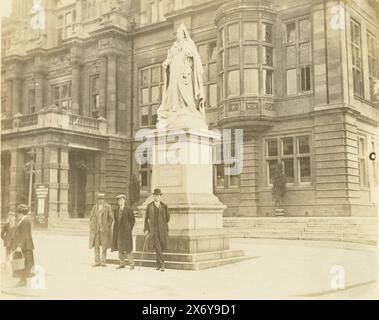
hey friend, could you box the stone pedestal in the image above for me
[135,129,249,270]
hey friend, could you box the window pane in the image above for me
[216,164,225,187]
[299,157,311,182]
[262,23,272,43]
[286,45,296,66]
[263,70,273,95]
[268,160,278,184]
[300,66,311,92]
[299,19,311,41]
[283,159,294,183]
[230,174,239,187]
[198,44,208,63]
[151,105,158,125]
[228,47,240,66]
[151,67,160,83]
[141,69,149,86]
[299,42,311,64]
[209,42,217,61]
[298,136,310,154]
[142,88,149,104]
[286,22,296,43]
[267,140,278,156]
[93,94,100,109]
[228,70,240,96]
[209,84,217,107]
[244,45,258,64]
[263,47,273,66]
[244,69,258,95]
[140,171,148,187]
[53,86,60,100]
[243,22,257,41]
[286,69,297,95]
[282,137,294,155]
[141,106,149,126]
[209,63,217,81]
[151,86,159,103]
[228,23,239,44]
[92,77,99,92]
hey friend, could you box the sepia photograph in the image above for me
[0,0,378,304]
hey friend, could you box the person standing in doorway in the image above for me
[111,194,135,270]
[89,192,113,267]
[144,189,170,271]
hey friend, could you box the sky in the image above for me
[1,1,12,18]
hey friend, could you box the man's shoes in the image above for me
[92,263,101,267]
[160,266,165,272]
[116,265,125,269]
[130,265,135,270]
[100,263,106,267]
[156,265,160,271]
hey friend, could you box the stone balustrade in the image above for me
[1,109,107,135]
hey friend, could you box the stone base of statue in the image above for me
[134,129,250,270]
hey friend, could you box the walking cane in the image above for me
[139,233,148,271]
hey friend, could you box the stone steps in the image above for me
[107,250,253,270]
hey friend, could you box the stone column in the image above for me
[9,149,25,210]
[12,77,22,114]
[71,63,81,114]
[59,148,69,218]
[34,72,45,112]
[44,147,59,221]
[99,57,107,118]
[238,135,259,216]
[106,54,117,134]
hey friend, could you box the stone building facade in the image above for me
[1,0,378,222]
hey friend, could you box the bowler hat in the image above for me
[116,194,126,200]
[96,192,105,199]
[153,188,162,195]
[16,204,29,214]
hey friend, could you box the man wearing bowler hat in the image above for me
[144,189,170,271]
[111,194,135,270]
[89,192,113,267]
[12,204,34,287]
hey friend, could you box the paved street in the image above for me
[1,231,378,299]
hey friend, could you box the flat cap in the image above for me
[116,194,127,200]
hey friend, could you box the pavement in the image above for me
[0,231,378,300]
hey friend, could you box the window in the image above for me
[263,69,273,95]
[198,41,218,108]
[351,19,364,97]
[358,137,367,187]
[28,89,36,114]
[90,76,100,117]
[228,23,239,44]
[244,69,259,95]
[265,135,311,185]
[367,32,378,101]
[285,19,312,95]
[228,70,240,96]
[214,139,240,188]
[262,23,273,43]
[146,0,166,24]
[139,65,163,127]
[52,82,72,112]
[139,150,152,192]
[58,10,76,44]
[243,22,258,41]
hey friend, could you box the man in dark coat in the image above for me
[1,211,16,263]
[111,194,135,270]
[89,192,113,267]
[12,204,35,287]
[144,189,170,271]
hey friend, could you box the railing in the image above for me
[69,114,99,131]
[1,111,107,135]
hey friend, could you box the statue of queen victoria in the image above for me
[156,24,208,130]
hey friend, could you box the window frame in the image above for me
[284,18,313,96]
[51,81,72,112]
[350,18,364,98]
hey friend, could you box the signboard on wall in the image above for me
[34,185,48,228]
